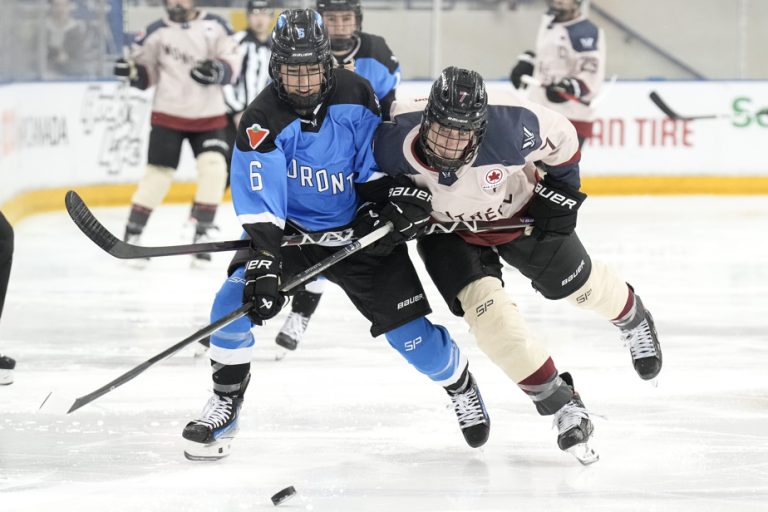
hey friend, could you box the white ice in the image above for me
[1,196,767,512]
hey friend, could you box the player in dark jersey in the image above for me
[181,10,490,461]
[273,0,403,352]
[0,211,15,385]
[373,67,662,465]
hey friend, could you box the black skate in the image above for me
[446,371,490,448]
[553,372,598,465]
[183,393,244,461]
[616,294,662,381]
[275,312,310,351]
[191,225,219,266]
[0,354,16,385]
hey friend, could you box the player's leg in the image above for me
[275,278,326,351]
[315,243,490,448]
[418,234,595,462]
[501,233,661,381]
[188,129,229,263]
[0,211,15,385]
[183,262,254,461]
[124,125,183,246]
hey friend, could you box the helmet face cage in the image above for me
[418,67,488,173]
[269,9,335,112]
[316,0,362,51]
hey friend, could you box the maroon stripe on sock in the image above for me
[520,357,557,386]
[612,287,634,322]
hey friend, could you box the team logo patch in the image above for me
[246,124,269,149]
[482,168,506,190]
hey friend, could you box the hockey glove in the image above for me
[242,248,286,324]
[510,51,535,89]
[527,177,587,239]
[190,59,229,85]
[545,77,586,104]
[353,181,433,257]
[113,58,137,81]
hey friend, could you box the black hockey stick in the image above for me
[39,222,394,415]
[649,91,768,122]
[65,190,533,259]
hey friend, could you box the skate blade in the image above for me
[648,377,659,388]
[566,443,600,466]
[183,438,233,461]
[274,349,288,361]
[0,369,13,385]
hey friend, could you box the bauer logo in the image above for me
[397,293,424,310]
[246,124,270,149]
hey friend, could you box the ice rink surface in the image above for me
[1,196,767,512]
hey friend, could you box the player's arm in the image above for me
[547,24,605,103]
[526,104,586,237]
[114,23,162,89]
[190,16,242,86]
[230,112,288,323]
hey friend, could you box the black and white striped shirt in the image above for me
[223,30,271,114]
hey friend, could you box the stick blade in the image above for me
[649,91,682,120]
[65,190,122,255]
[38,391,77,415]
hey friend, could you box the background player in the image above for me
[181,10,489,461]
[274,0,403,354]
[373,66,662,463]
[0,211,15,385]
[114,0,242,264]
[510,0,605,147]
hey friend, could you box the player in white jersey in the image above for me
[510,0,605,147]
[113,0,242,264]
[374,67,662,464]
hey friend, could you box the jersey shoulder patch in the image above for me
[565,19,600,52]
[246,124,270,149]
[236,87,297,153]
[475,105,541,166]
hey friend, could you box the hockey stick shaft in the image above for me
[48,223,394,414]
[65,190,532,259]
[647,91,768,122]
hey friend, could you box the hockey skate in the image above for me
[553,372,598,465]
[0,354,15,385]
[275,311,310,352]
[616,293,662,381]
[182,392,244,461]
[190,224,219,267]
[446,371,490,448]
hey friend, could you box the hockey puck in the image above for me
[271,485,297,506]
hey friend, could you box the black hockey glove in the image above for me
[527,177,587,239]
[242,248,286,325]
[113,58,137,81]
[353,181,433,257]
[545,77,585,103]
[190,59,228,85]
[510,50,535,89]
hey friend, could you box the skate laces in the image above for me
[194,395,234,429]
[281,312,309,342]
[450,387,486,428]
[552,398,591,434]
[620,317,657,359]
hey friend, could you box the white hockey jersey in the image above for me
[130,12,242,131]
[374,90,581,246]
[527,14,606,124]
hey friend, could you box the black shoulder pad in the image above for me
[236,87,297,153]
[328,69,381,117]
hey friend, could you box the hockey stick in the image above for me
[521,75,590,106]
[649,91,768,122]
[65,190,533,259]
[39,222,394,415]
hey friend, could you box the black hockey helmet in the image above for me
[164,0,196,23]
[247,0,278,12]
[269,9,334,112]
[418,67,488,173]
[316,0,362,51]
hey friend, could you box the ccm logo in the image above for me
[389,187,432,202]
[534,183,577,210]
[246,259,273,271]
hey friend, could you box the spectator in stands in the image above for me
[45,0,87,77]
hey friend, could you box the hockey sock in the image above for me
[211,361,250,396]
[518,358,574,415]
[190,202,217,234]
[290,289,323,316]
[611,285,638,326]
[126,204,152,235]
